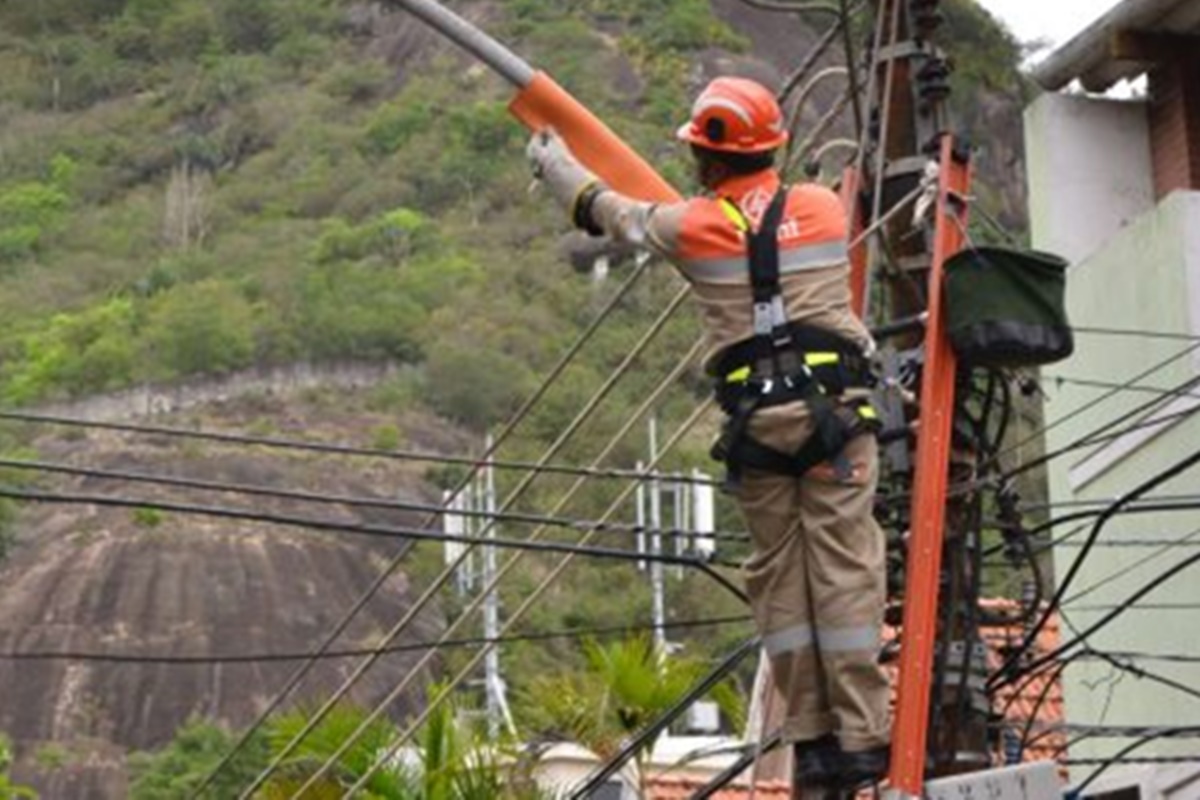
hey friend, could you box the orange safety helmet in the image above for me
[676,77,789,154]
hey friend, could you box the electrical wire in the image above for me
[1006,400,1200,486]
[319,401,718,799]
[779,9,853,102]
[0,410,719,488]
[1072,326,1200,343]
[982,499,1200,561]
[1067,756,1200,765]
[990,447,1200,689]
[0,484,741,570]
[735,0,840,15]
[837,0,864,141]
[0,614,753,665]
[1049,375,1200,403]
[225,289,699,799]
[242,333,713,799]
[1075,727,1200,794]
[1018,494,1200,512]
[1079,651,1200,664]
[1076,645,1200,703]
[994,341,1200,475]
[1063,523,1200,607]
[190,259,668,798]
[0,457,749,544]
[1021,545,1200,679]
[1047,540,1200,550]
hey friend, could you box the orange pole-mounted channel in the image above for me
[840,166,868,319]
[394,0,680,205]
[509,72,681,204]
[887,135,971,798]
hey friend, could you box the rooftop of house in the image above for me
[1032,0,1200,92]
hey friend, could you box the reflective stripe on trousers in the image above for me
[763,624,880,658]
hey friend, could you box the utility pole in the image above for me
[648,417,667,657]
[636,460,647,572]
[480,435,513,738]
[851,0,989,788]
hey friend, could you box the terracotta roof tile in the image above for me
[646,775,791,799]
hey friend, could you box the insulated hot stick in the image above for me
[392,0,680,204]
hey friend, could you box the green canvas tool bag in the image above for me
[943,246,1074,367]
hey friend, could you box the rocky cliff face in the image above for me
[0,401,462,797]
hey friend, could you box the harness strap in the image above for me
[720,190,793,375]
[714,403,880,485]
[709,186,878,487]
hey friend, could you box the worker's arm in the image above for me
[527,131,685,258]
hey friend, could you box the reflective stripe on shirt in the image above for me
[681,239,848,283]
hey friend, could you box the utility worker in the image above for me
[527,77,891,794]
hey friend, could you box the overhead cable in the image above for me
[0,457,748,544]
[1021,545,1200,679]
[0,613,752,665]
[995,341,1200,474]
[240,326,710,799]
[990,447,1200,689]
[312,401,720,799]
[0,485,741,570]
[0,410,719,487]
[185,261,680,798]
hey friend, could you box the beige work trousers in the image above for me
[736,402,891,752]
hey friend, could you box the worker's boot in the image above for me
[792,734,842,798]
[837,744,890,790]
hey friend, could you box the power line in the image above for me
[1067,756,1200,765]
[1047,374,1200,402]
[1075,726,1200,794]
[0,484,743,569]
[1018,494,1200,512]
[1079,651,1200,664]
[981,499,1200,561]
[1022,546,1200,678]
[196,278,694,799]
[989,447,1200,689]
[301,402,720,799]
[1055,540,1200,549]
[1018,724,1200,738]
[0,614,752,665]
[1063,523,1200,607]
[0,457,749,544]
[235,324,710,800]
[0,409,720,488]
[995,341,1200,474]
[1072,325,1200,343]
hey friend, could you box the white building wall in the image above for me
[1027,93,1200,780]
[1024,92,1156,264]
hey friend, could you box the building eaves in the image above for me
[1032,0,1200,92]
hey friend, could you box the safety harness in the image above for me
[709,187,879,488]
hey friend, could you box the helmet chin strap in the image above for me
[696,156,733,192]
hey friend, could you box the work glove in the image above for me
[527,129,603,226]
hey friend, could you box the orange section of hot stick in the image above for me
[510,72,682,204]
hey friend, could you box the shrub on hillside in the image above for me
[138,280,257,380]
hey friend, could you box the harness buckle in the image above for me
[752,302,774,336]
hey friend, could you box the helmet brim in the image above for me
[675,123,789,154]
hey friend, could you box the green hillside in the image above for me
[0,0,1026,412]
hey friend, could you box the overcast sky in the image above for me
[977,0,1122,58]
